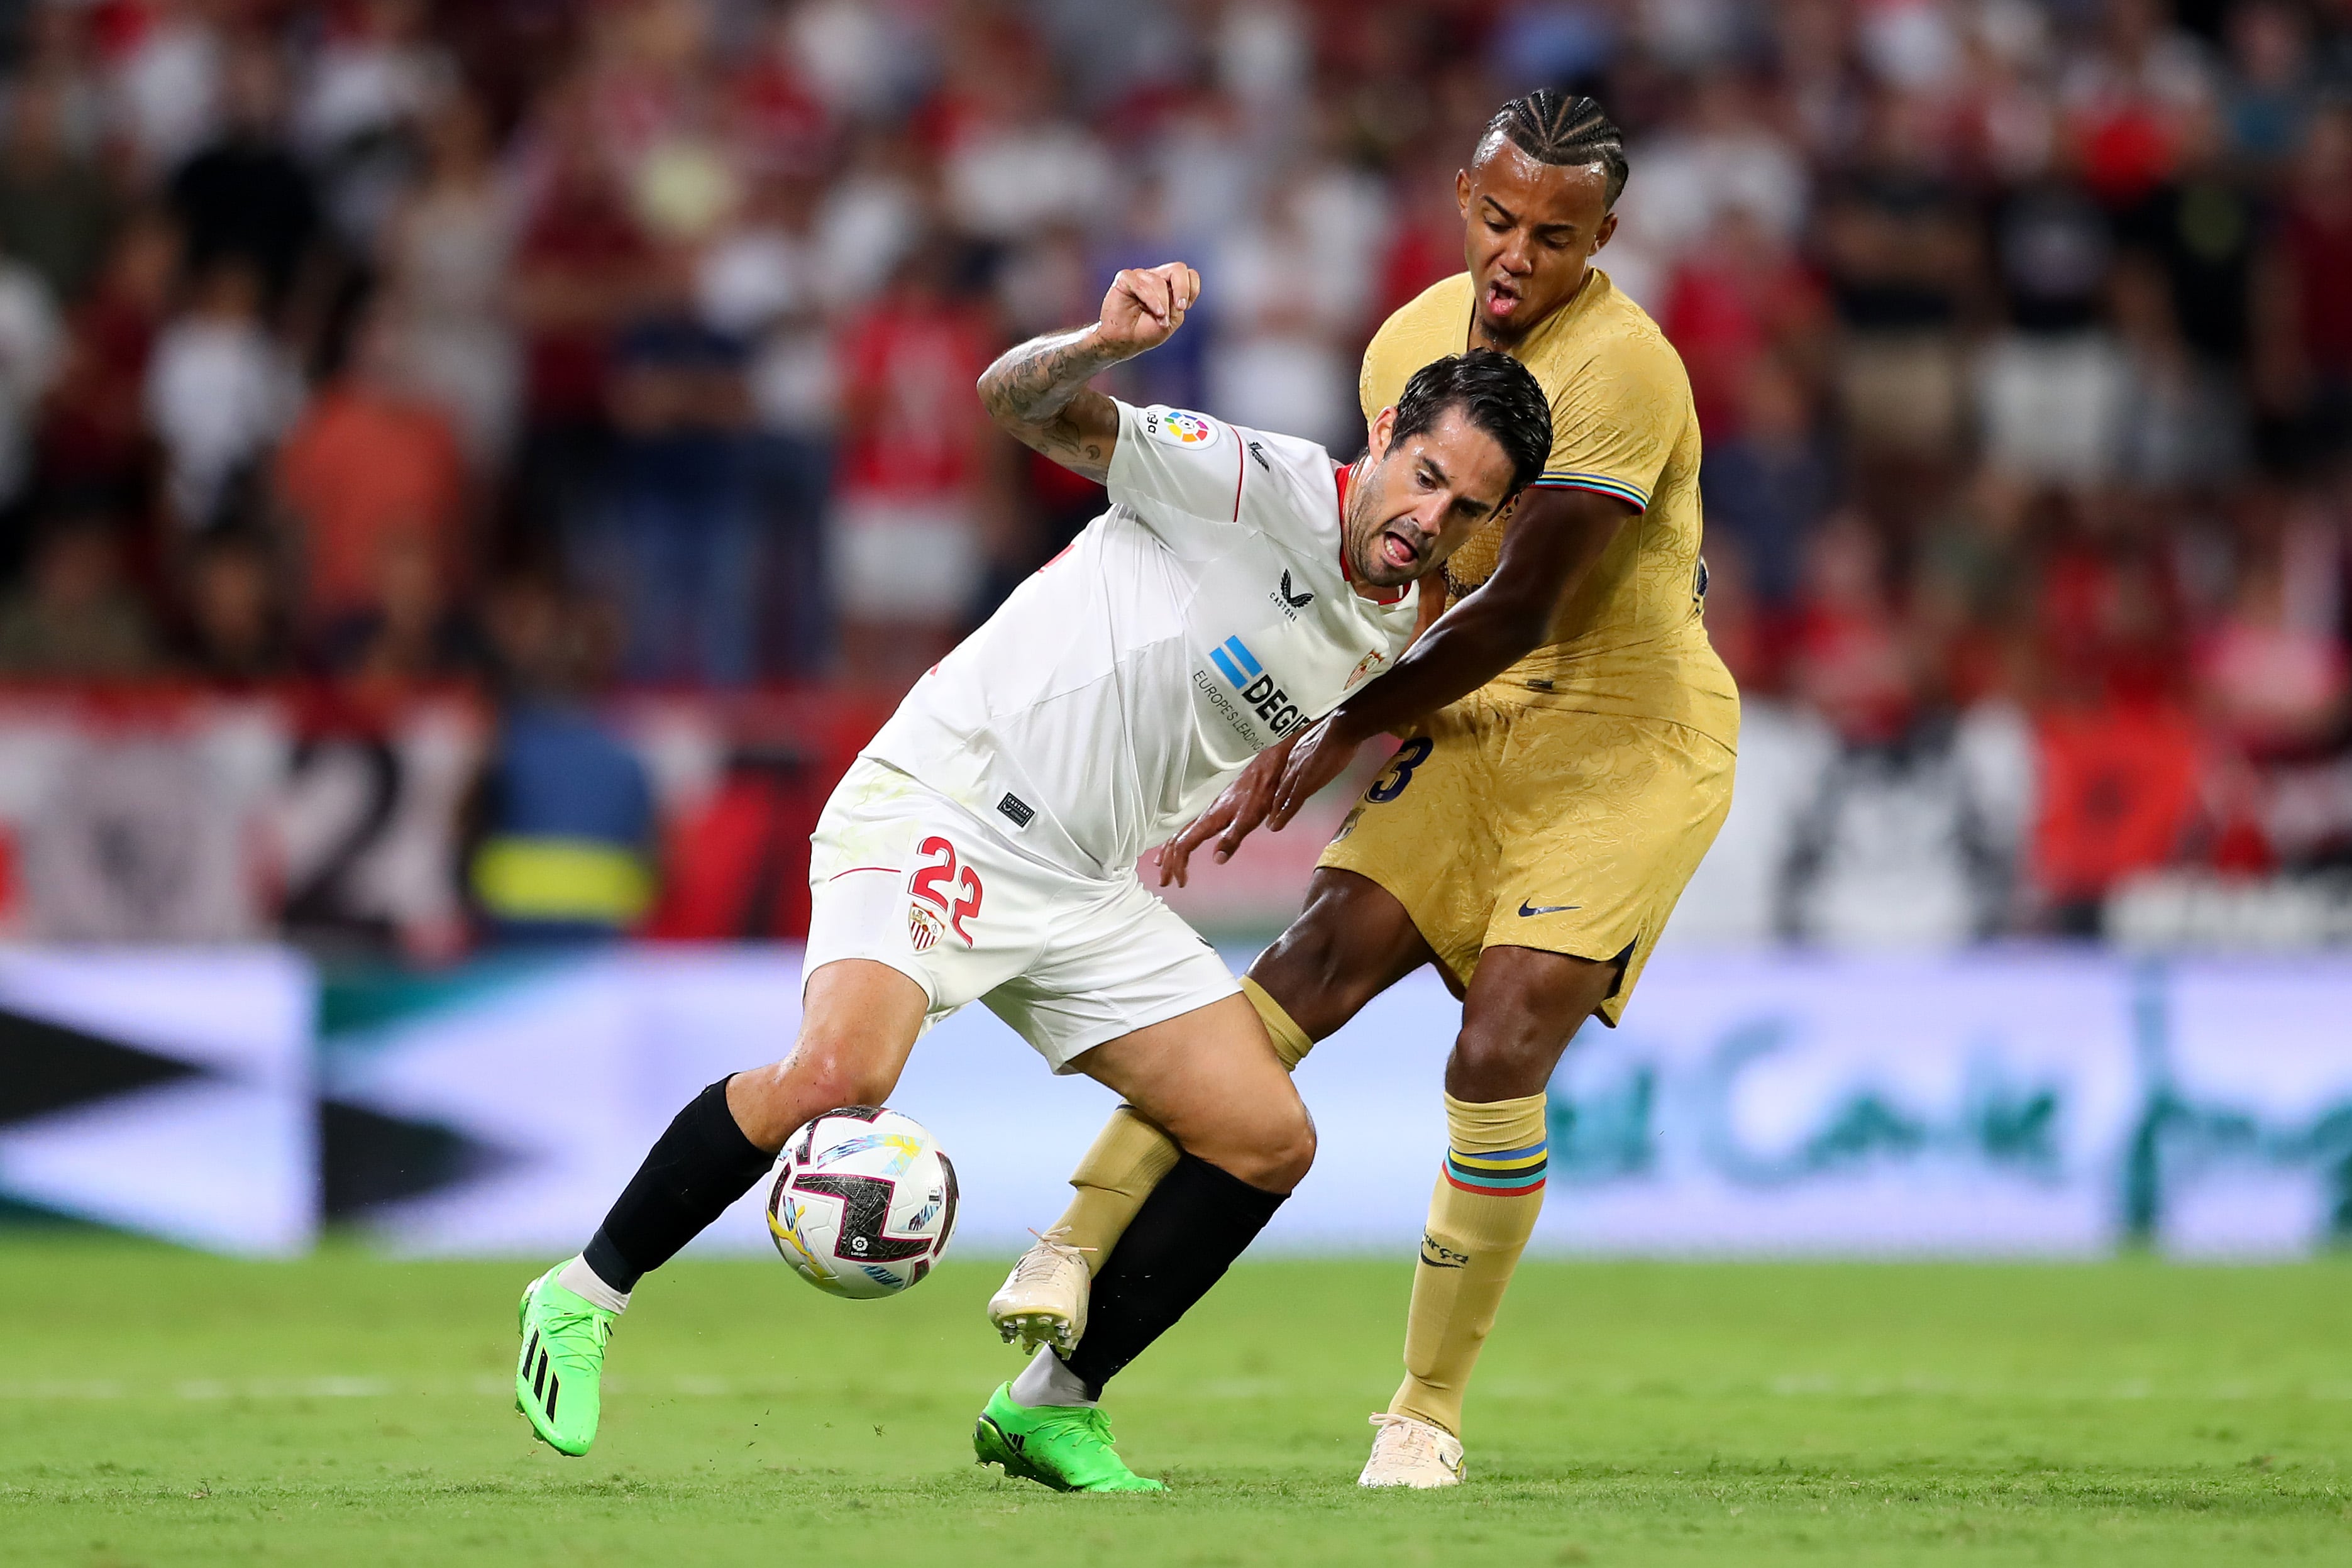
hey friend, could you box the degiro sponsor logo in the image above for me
[1205,636,1305,737]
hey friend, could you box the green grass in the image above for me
[2,1240,2346,1565]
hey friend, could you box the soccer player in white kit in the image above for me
[511,262,1555,1490]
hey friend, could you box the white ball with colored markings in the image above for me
[766,1107,959,1298]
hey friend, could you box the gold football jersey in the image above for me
[1359,268,1738,747]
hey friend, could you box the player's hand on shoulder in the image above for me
[1100,263,1200,356]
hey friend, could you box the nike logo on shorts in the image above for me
[1518,900,1578,916]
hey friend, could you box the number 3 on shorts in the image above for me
[1365,737,1433,804]
[910,836,984,944]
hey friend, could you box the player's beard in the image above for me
[1344,461,1432,588]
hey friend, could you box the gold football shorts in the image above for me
[1318,685,1736,1025]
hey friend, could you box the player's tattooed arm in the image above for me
[978,325,1127,481]
[978,262,1201,483]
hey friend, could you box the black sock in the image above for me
[582,1076,775,1293]
[1061,1152,1288,1398]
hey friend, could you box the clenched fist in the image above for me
[1096,263,1201,356]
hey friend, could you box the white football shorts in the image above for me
[803,756,1240,1073]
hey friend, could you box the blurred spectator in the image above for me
[0,240,60,513]
[698,172,835,673]
[0,75,118,306]
[168,35,324,318]
[35,209,175,498]
[1701,357,1838,617]
[176,527,293,684]
[2122,102,2257,378]
[2261,104,2352,466]
[2060,0,2216,208]
[316,531,487,685]
[143,255,301,531]
[1978,162,2129,485]
[507,89,651,550]
[0,511,157,676]
[937,43,1111,245]
[2031,489,2189,706]
[1662,202,1827,443]
[468,571,654,944]
[1207,179,1359,452]
[378,90,519,470]
[1786,512,1918,745]
[13,2,106,161]
[1816,89,1975,461]
[109,0,226,179]
[599,284,756,686]
[2222,0,2316,170]
[295,0,456,248]
[2194,544,2350,760]
[829,246,991,687]
[1615,71,1808,306]
[1094,173,1208,412]
[275,305,467,631]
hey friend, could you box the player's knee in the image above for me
[1210,1098,1317,1193]
[1445,1023,1561,1103]
[758,1034,897,1120]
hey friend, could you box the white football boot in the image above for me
[1357,1412,1466,1488]
[986,1227,1093,1354]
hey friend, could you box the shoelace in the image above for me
[1366,1412,1455,1472]
[1008,1225,1094,1286]
[539,1300,612,1359]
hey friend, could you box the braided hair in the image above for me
[1476,90,1628,208]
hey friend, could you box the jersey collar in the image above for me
[1334,461,1408,606]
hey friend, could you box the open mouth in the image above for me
[1484,277,1521,318]
[1379,529,1420,571]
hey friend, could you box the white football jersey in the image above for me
[864,400,1420,878]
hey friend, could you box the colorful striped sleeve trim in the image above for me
[1444,1139,1549,1196]
[1529,471,1650,511]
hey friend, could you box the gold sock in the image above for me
[1049,978,1315,1272]
[1240,977,1315,1069]
[1389,1090,1549,1437]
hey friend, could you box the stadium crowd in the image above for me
[0,0,2344,951]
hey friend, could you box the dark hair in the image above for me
[1389,349,1552,498]
[1477,90,1628,208]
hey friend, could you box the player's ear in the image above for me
[1455,168,1472,219]
[1367,406,1398,464]
[1593,209,1618,253]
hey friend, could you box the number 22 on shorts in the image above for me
[909,836,983,945]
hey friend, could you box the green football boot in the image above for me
[514,1266,615,1455]
[973,1381,1166,1493]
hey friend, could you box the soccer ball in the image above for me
[766,1106,959,1298]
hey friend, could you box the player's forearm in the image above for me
[1333,488,1634,737]
[977,325,1130,481]
[1326,591,1549,740]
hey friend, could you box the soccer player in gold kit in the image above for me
[983,91,1740,1488]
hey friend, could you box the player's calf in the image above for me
[511,962,929,1455]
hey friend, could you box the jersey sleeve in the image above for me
[1106,400,1249,538]
[1533,333,1688,514]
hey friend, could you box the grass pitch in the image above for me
[1,1240,2345,1565]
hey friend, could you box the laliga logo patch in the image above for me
[1145,409,1218,448]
